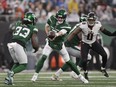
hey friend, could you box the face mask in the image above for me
[57,17,64,24]
[87,19,95,26]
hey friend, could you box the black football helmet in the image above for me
[87,12,97,26]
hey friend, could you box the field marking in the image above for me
[0,70,116,74]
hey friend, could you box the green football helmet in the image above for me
[23,12,36,25]
[56,9,67,24]
[80,15,87,22]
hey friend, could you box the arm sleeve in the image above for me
[101,28,114,36]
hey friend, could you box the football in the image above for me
[47,31,56,39]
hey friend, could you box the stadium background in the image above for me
[0,0,116,71]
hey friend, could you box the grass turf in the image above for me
[0,70,116,87]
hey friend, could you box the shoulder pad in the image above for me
[51,15,56,19]
[95,21,101,24]
[95,21,102,27]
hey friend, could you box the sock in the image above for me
[82,61,87,71]
[33,72,38,76]
[61,63,69,71]
[66,60,80,75]
[11,63,19,71]
[55,68,63,77]
[102,57,107,68]
[12,64,27,74]
[35,55,47,73]
[76,57,81,65]
[78,59,83,67]
[84,70,88,73]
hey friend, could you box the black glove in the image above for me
[33,47,38,53]
[112,31,116,36]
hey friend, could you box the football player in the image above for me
[51,15,91,80]
[4,12,39,85]
[67,12,116,79]
[31,9,88,83]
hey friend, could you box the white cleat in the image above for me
[51,74,62,81]
[31,73,38,82]
[5,70,14,85]
[70,71,89,84]
[5,77,14,85]
[70,71,78,79]
[78,74,89,84]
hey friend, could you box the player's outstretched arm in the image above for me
[67,27,81,41]
[100,27,116,36]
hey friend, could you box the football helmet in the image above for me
[23,12,36,25]
[56,9,67,24]
[80,15,87,22]
[87,12,97,26]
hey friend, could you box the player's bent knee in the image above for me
[64,58,70,62]
[102,53,107,59]
[63,55,70,62]
[20,63,27,69]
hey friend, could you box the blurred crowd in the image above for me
[0,0,116,23]
[0,0,116,71]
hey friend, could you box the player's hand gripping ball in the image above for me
[47,31,56,40]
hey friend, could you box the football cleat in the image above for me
[31,73,38,82]
[101,68,109,77]
[84,72,89,80]
[4,77,14,85]
[4,71,14,85]
[51,74,62,81]
[70,71,78,79]
[70,72,89,84]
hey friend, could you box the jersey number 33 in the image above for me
[13,26,30,38]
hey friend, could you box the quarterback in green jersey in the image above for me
[31,9,88,83]
[5,12,39,85]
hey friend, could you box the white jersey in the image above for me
[79,21,102,44]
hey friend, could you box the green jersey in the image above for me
[47,15,71,50]
[12,21,38,47]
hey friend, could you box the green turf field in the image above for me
[0,70,116,87]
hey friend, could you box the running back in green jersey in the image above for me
[12,21,38,47]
